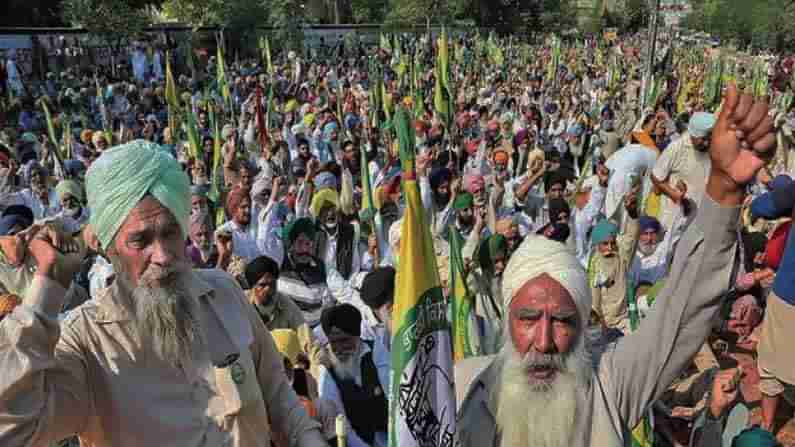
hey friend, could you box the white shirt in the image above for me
[217,220,262,262]
[605,144,658,178]
[629,246,669,288]
[2,188,60,220]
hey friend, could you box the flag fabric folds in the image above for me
[389,106,456,447]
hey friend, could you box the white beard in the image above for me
[113,257,204,370]
[637,241,659,257]
[496,336,592,447]
[330,344,362,382]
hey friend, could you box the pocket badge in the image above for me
[230,362,246,385]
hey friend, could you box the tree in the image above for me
[384,0,473,26]
[350,0,388,23]
[62,0,152,72]
[160,0,269,30]
[683,0,795,52]
[0,0,66,27]
[270,0,306,54]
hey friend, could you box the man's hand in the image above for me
[215,233,233,260]
[624,184,641,217]
[26,226,83,289]
[709,368,743,418]
[708,83,776,205]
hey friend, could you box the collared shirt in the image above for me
[0,270,326,447]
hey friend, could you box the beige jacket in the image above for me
[455,196,740,446]
[0,268,327,447]
[590,214,640,331]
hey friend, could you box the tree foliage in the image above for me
[683,0,795,51]
[160,0,269,30]
[269,0,306,53]
[350,0,388,23]
[62,0,151,50]
[383,0,472,26]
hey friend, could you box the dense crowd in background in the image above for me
[1,30,795,446]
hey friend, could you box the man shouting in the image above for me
[454,85,777,446]
[0,140,327,446]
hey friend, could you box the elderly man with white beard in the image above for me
[454,85,777,447]
[0,140,327,447]
[628,216,671,289]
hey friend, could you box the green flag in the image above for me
[449,225,478,361]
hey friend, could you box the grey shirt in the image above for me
[455,195,740,446]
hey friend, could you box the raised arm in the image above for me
[0,230,90,445]
[604,84,777,428]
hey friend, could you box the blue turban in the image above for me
[344,113,361,130]
[63,159,86,178]
[770,174,792,191]
[314,171,338,190]
[591,219,619,246]
[86,140,190,250]
[323,121,339,141]
[0,205,34,236]
[638,216,662,234]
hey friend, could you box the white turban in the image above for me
[501,235,591,326]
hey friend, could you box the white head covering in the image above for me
[501,235,591,326]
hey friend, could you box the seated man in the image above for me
[271,328,340,447]
[244,255,322,371]
[318,304,388,447]
[279,218,333,328]
[629,216,671,288]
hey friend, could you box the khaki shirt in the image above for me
[590,215,640,330]
[455,196,740,446]
[0,269,327,447]
[652,133,712,233]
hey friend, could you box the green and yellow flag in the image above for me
[165,52,179,139]
[260,36,273,76]
[217,44,231,108]
[389,106,456,447]
[185,109,201,161]
[434,27,452,125]
[449,225,478,362]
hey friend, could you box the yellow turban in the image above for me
[310,188,339,218]
[271,329,301,365]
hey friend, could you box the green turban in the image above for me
[453,192,474,211]
[282,217,316,246]
[590,219,619,246]
[86,140,190,250]
[55,179,85,203]
[477,234,508,275]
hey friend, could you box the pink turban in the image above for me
[464,174,485,194]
